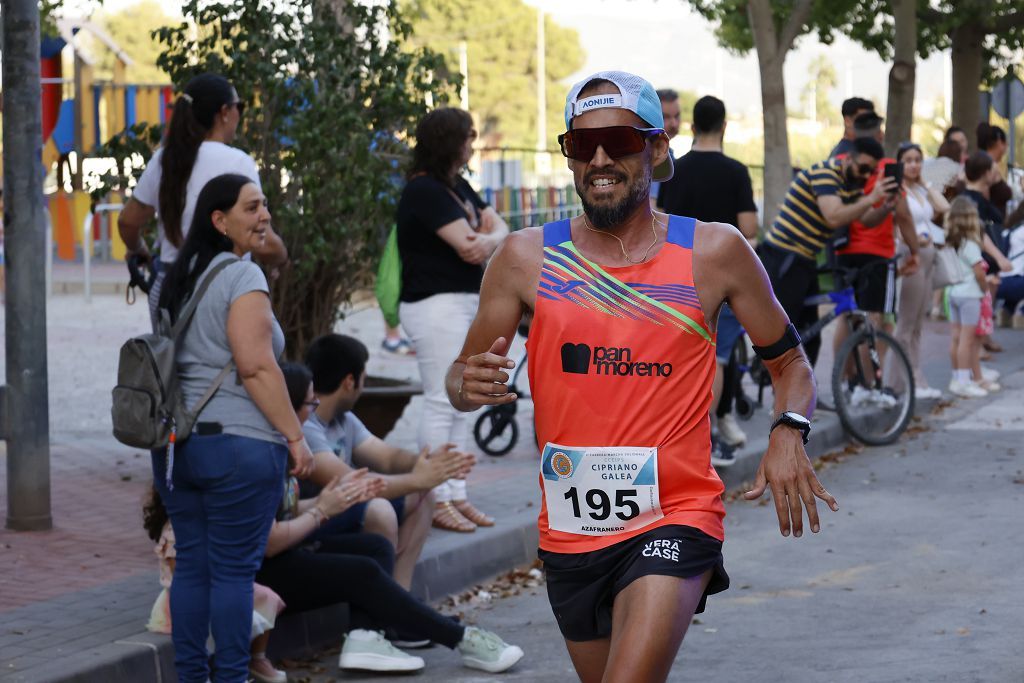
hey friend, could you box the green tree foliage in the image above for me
[92,0,174,83]
[845,1,1024,144]
[407,0,585,149]
[799,55,839,125]
[685,0,861,225]
[845,0,1024,76]
[95,0,455,355]
[687,0,860,55]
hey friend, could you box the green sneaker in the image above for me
[338,629,425,672]
[457,626,524,673]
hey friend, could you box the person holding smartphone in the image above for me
[829,113,919,403]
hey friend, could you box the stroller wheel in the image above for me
[735,395,755,420]
[473,408,519,456]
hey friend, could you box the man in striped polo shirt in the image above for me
[759,137,897,364]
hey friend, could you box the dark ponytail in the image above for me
[158,173,253,322]
[159,73,235,248]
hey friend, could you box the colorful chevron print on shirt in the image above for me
[527,215,726,554]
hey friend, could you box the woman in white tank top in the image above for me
[895,143,949,400]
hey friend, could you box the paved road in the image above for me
[292,372,1024,683]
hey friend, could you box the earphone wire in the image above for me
[582,213,662,264]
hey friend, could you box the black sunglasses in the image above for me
[230,100,246,117]
[855,162,875,175]
[558,126,664,162]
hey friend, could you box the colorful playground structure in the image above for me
[38,18,171,268]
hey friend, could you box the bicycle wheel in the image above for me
[473,408,519,456]
[831,328,915,445]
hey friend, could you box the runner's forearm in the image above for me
[764,348,816,421]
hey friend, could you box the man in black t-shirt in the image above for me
[657,95,758,463]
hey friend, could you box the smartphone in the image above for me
[883,161,904,192]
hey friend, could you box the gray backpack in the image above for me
[111,258,238,449]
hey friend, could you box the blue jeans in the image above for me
[152,434,287,683]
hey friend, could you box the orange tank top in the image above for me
[527,216,726,554]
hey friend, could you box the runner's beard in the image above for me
[577,169,652,230]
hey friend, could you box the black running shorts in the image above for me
[836,253,896,314]
[539,525,730,642]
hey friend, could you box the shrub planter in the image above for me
[352,376,423,438]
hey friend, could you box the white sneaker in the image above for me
[339,629,425,672]
[980,366,1000,382]
[850,385,872,407]
[458,626,524,673]
[851,385,898,409]
[718,413,747,447]
[948,380,988,398]
[914,386,942,400]
[980,380,1001,392]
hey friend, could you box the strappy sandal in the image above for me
[453,500,495,527]
[432,501,475,532]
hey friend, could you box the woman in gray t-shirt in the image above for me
[154,173,313,683]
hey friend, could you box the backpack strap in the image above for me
[189,360,235,418]
[170,256,241,340]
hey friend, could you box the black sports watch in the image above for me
[770,411,811,444]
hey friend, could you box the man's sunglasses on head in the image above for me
[558,126,664,162]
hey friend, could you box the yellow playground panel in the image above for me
[41,18,170,262]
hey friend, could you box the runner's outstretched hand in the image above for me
[744,428,838,538]
[460,337,517,407]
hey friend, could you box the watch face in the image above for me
[783,412,811,426]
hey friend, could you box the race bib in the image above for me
[541,443,663,536]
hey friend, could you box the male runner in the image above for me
[445,71,839,683]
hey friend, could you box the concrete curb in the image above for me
[30,406,902,682]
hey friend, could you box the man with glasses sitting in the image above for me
[759,137,904,366]
[445,70,839,683]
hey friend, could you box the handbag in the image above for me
[375,226,402,328]
[932,244,966,289]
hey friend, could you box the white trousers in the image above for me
[400,293,480,502]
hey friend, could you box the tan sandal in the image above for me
[432,501,475,533]
[453,500,495,527]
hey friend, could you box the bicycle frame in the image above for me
[798,286,866,344]
[749,286,880,406]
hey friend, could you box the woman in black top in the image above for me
[396,108,508,532]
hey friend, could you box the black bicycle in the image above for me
[733,262,915,445]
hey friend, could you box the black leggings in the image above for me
[256,533,464,649]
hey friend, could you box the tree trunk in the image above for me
[950,21,985,151]
[757,56,791,228]
[747,0,796,229]
[884,0,916,156]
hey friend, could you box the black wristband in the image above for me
[752,323,801,361]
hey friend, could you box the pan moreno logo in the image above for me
[560,342,673,378]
